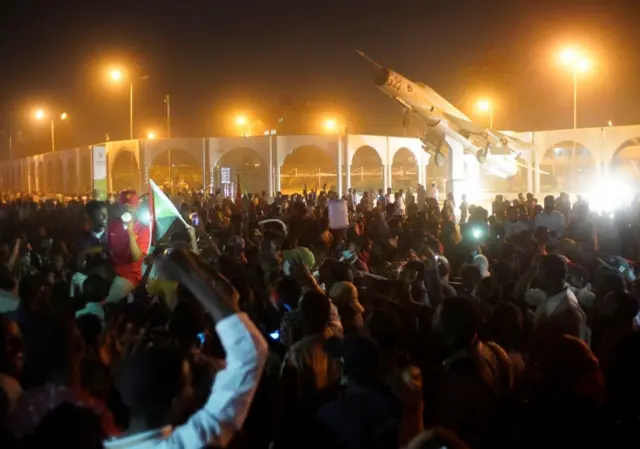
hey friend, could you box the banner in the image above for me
[91,145,107,200]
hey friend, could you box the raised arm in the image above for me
[155,248,268,449]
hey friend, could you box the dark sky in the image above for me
[0,0,638,158]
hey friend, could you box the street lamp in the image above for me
[34,110,67,153]
[109,67,134,140]
[234,115,253,136]
[559,48,591,129]
[476,99,493,129]
[558,47,591,191]
[147,131,156,139]
[323,118,338,133]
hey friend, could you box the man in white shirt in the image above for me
[516,254,589,343]
[534,196,565,246]
[428,182,439,202]
[104,247,268,449]
[504,206,530,240]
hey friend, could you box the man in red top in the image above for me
[105,190,151,303]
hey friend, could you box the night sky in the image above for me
[0,0,638,158]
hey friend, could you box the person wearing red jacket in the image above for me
[105,190,150,303]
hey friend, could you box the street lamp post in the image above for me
[35,110,67,153]
[559,49,590,190]
[165,94,171,138]
[110,68,136,140]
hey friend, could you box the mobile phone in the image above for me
[121,212,132,223]
[269,330,280,341]
[196,332,206,345]
[190,212,200,226]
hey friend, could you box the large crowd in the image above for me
[0,182,639,449]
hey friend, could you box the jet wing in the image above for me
[492,130,533,149]
[442,112,486,135]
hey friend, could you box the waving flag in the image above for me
[148,179,189,249]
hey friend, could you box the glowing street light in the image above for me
[234,115,254,136]
[33,109,68,153]
[108,66,134,140]
[558,47,592,190]
[476,99,493,129]
[558,48,592,129]
[147,131,156,139]
[110,69,124,82]
[323,118,338,133]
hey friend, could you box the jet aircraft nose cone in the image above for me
[356,50,389,86]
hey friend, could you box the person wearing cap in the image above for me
[329,281,365,335]
[105,190,151,303]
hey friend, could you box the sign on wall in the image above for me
[92,145,107,200]
[220,167,231,184]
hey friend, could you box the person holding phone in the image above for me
[104,247,268,449]
[105,191,151,303]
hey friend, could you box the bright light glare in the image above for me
[559,48,591,72]
[235,115,247,126]
[34,109,45,120]
[147,131,156,139]
[110,69,124,82]
[560,48,577,65]
[60,112,67,120]
[577,58,590,72]
[138,210,151,225]
[324,118,337,132]
[584,176,634,214]
[476,99,491,113]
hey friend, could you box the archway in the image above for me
[111,151,140,193]
[350,146,382,193]
[541,141,594,192]
[150,149,202,193]
[391,147,418,191]
[281,145,335,194]
[215,147,267,197]
[610,137,640,185]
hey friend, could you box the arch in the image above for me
[541,141,595,192]
[111,150,140,193]
[610,137,640,184]
[150,149,203,192]
[281,145,336,194]
[350,145,383,192]
[391,147,418,191]
[214,147,267,196]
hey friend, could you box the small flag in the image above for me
[149,179,188,249]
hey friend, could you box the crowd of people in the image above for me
[0,183,639,449]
